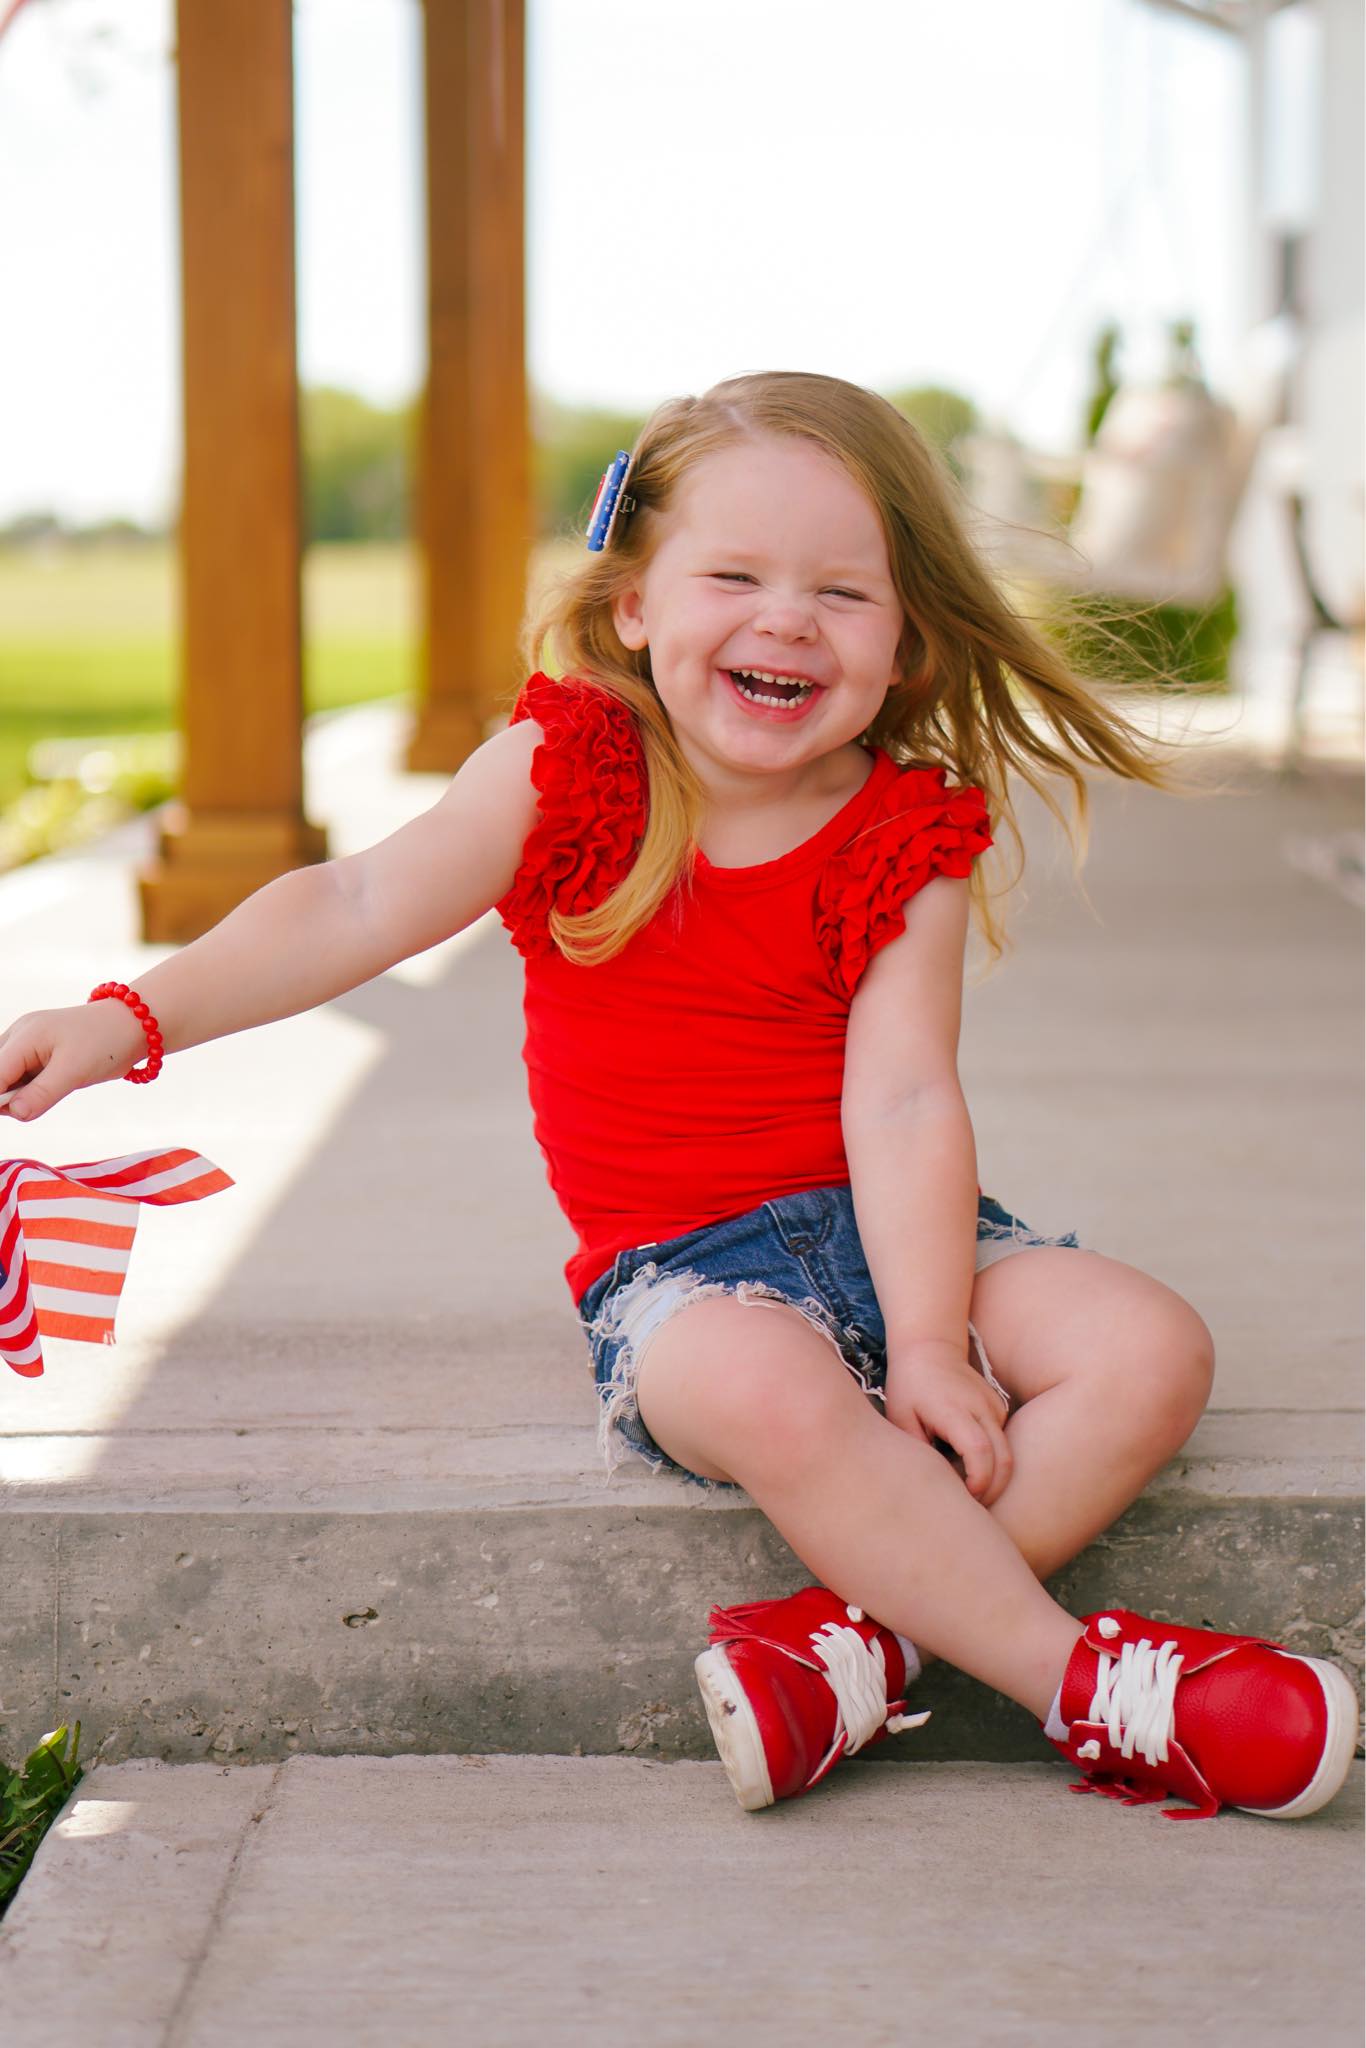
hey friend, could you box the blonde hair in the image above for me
[520,369,1217,970]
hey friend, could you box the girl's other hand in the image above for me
[0,1004,147,1122]
[883,1346,1013,1507]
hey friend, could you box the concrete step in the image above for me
[1,1755,1361,2048]
[2,1411,1360,1766]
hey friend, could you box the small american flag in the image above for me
[0,1146,233,1378]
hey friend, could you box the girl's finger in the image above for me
[885,1405,931,1446]
[982,1439,1013,1506]
[977,1410,1013,1506]
[0,1050,42,1103]
[3,1057,70,1121]
[956,1424,995,1501]
[0,1074,40,1115]
[0,1044,33,1091]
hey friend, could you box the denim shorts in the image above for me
[576,1186,1085,1489]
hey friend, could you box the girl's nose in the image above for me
[754,593,817,640]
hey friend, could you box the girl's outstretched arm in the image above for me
[842,873,1012,1505]
[0,717,543,1121]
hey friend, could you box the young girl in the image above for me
[0,371,1355,1821]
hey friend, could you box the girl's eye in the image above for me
[711,572,864,600]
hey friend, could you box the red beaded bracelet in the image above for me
[88,982,166,1084]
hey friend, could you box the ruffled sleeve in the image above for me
[814,763,993,1000]
[495,673,649,959]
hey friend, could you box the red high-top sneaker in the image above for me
[695,1586,930,1810]
[1050,1609,1359,1820]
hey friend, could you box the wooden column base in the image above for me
[138,805,329,945]
[404,696,490,774]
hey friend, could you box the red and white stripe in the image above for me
[0,1147,232,1377]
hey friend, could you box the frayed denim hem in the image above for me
[974,1211,1082,1271]
[581,1189,1086,1486]
[584,1260,878,1490]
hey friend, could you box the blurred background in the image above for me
[0,0,1360,904]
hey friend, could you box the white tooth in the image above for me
[736,668,812,693]
[732,673,812,708]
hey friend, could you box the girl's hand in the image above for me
[883,1342,1013,1507]
[0,1004,147,1122]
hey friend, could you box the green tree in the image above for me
[883,384,980,481]
[1083,322,1123,444]
[300,384,652,546]
[301,386,412,543]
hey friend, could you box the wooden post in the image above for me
[140,0,326,944]
[408,0,530,771]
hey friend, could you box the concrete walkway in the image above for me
[1,1756,1361,2046]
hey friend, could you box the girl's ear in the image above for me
[612,585,649,652]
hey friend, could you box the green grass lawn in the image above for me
[0,541,419,807]
[0,536,585,812]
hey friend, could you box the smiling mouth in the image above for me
[725,667,819,707]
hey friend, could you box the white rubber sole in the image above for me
[1243,1657,1361,1820]
[694,1646,775,1811]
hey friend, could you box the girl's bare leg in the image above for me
[634,1295,1083,1720]
[882,1247,1215,1680]
[967,1248,1216,1581]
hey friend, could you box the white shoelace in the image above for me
[1087,1636,1184,1766]
[808,1620,929,1752]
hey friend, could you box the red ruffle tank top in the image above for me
[495,674,994,1303]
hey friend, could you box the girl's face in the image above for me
[611,436,908,789]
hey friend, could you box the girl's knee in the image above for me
[1129,1299,1215,1438]
[635,1293,863,1484]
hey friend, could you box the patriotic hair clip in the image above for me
[586,450,637,552]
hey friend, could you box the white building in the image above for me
[1207,0,1364,757]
